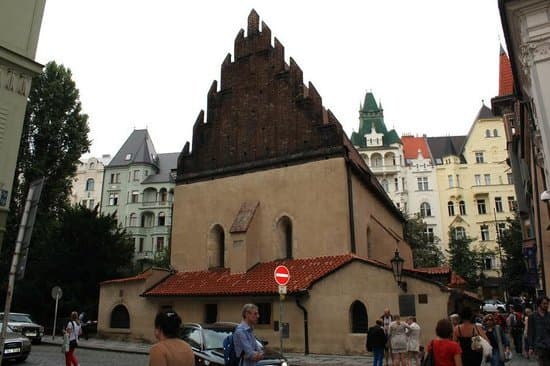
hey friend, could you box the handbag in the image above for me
[421,340,435,366]
[61,332,70,353]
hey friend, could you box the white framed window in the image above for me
[484,174,491,185]
[394,178,399,191]
[420,202,431,217]
[454,226,466,240]
[133,170,140,182]
[477,199,487,214]
[480,225,490,241]
[129,213,137,227]
[156,236,165,251]
[498,223,507,238]
[474,175,481,186]
[448,175,454,188]
[475,152,484,163]
[507,173,513,185]
[85,178,95,191]
[495,197,503,213]
[131,190,139,203]
[110,173,120,184]
[381,179,389,192]
[459,201,466,215]
[417,177,429,191]
[508,196,517,212]
[448,201,455,216]
[109,193,119,206]
[125,153,132,161]
[423,227,434,243]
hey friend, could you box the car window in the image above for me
[203,328,232,350]
[181,327,202,348]
[8,314,33,322]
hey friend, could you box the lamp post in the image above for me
[390,249,407,292]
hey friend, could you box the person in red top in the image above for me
[426,318,462,366]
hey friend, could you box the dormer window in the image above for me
[125,153,132,161]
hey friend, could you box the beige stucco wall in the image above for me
[98,261,450,355]
[171,158,352,272]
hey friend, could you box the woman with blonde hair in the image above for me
[388,314,410,366]
[64,311,82,366]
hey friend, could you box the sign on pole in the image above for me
[274,265,290,286]
[51,286,63,340]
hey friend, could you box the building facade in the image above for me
[100,130,178,266]
[494,0,550,295]
[0,0,46,249]
[427,105,517,295]
[98,11,462,355]
[70,155,111,209]
[351,92,407,211]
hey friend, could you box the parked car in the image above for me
[481,299,506,313]
[180,322,288,366]
[0,323,32,362]
[0,312,44,344]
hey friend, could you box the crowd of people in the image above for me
[366,297,550,366]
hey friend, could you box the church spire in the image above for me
[498,44,514,96]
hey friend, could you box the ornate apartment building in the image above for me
[70,155,112,209]
[100,129,178,266]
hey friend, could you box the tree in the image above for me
[498,215,528,296]
[446,228,485,289]
[404,215,445,268]
[9,205,134,323]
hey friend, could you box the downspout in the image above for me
[295,295,309,355]
[346,164,356,253]
[533,157,547,294]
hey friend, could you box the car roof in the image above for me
[183,322,238,330]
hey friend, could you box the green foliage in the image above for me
[404,215,445,268]
[446,228,490,289]
[8,205,134,324]
[498,215,527,296]
[153,246,171,269]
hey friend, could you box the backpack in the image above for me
[223,334,240,366]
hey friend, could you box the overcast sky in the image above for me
[35,1,505,158]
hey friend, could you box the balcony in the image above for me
[134,251,154,261]
[127,225,171,236]
[369,164,400,174]
[140,200,173,209]
[446,186,464,199]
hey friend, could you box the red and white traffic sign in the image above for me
[274,265,290,286]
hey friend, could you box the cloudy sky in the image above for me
[35,1,505,158]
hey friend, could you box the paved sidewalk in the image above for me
[42,337,537,365]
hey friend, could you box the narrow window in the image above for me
[276,216,293,259]
[420,202,431,217]
[350,301,368,333]
[158,212,166,226]
[475,152,484,163]
[204,304,218,324]
[85,178,95,191]
[484,174,491,185]
[208,225,225,268]
[459,201,466,215]
[477,199,487,214]
[480,225,490,241]
[495,197,503,213]
[448,201,455,216]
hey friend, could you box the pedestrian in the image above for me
[64,311,82,366]
[527,296,550,366]
[483,314,511,366]
[233,304,264,366]
[79,311,89,340]
[425,318,462,366]
[507,304,524,354]
[523,307,533,359]
[380,308,393,366]
[149,310,195,366]
[406,316,421,366]
[449,313,460,328]
[367,319,386,366]
[388,314,409,366]
[453,307,488,366]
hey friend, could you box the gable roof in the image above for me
[142,152,179,184]
[426,136,466,163]
[230,201,260,234]
[142,254,397,297]
[109,129,159,168]
[402,135,431,161]
[475,104,494,120]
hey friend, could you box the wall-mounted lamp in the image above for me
[390,249,407,292]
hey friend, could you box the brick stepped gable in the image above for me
[177,9,347,182]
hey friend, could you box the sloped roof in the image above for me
[101,270,154,285]
[475,104,494,120]
[109,129,159,168]
[410,267,450,275]
[498,45,514,96]
[142,152,179,184]
[426,136,466,163]
[230,201,260,233]
[142,254,397,297]
[402,135,431,161]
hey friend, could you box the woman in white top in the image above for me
[406,316,421,366]
[65,311,82,366]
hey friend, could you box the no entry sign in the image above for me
[274,265,290,286]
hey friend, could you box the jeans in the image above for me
[490,348,504,366]
[373,347,384,366]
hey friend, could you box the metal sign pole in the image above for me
[279,293,283,357]
[52,294,59,340]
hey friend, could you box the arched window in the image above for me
[159,188,168,202]
[485,129,491,137]
[85,178,94,191]
[366,226,372,258]
[350,300,368,333]
[493,129,499,137]
[448,201,455,216]
[276,216,293,259]
[384,152,396,166]
[420,202,431,217]
[459,201,466,215]
[207,225,225,268]
[129,213,137,227]
[89,162,95,169]
[158,212,166,226]
[371,153,382,167]
[141,212,155,228]
[110,305,130,329]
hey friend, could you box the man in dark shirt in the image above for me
[367,320,387,366]
[528,296,550,365]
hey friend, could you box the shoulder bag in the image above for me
[421,340,435,366]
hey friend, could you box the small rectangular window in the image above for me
[495,197,503,213]
[204,304,218,324]
[418,294,428,304]
[256,303,272,325]
[398,294,416,317]
[477,199,487,214]
[474,175,481,186]
[484,174,491,185]
[475,152,484,163]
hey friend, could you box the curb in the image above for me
[41,339,150,355]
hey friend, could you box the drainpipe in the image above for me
[346,164,356,253]
[295,294,309,354]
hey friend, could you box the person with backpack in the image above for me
[233,304,264,366]
[507,304,524,354]
[527,296,550,366]
[64,311,82,366]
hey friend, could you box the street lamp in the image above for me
[390,249,407,292]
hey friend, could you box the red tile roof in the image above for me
[448,272,466,287]
[409,267,450,275]
[401,136,431,161]
[143,254,391,297]
[499,48,514,96]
